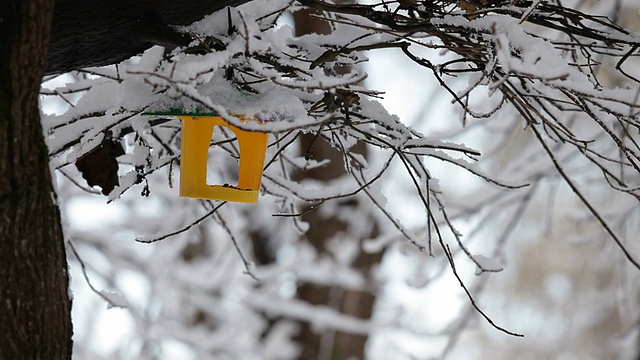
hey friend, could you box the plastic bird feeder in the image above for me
[145,112,268,203]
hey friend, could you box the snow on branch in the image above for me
[45,0,640,350]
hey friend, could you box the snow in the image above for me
[146,71,311,128]
[99,290,129,309]
[41,0,640,358]
[472,254,504,275]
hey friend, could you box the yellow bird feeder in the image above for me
[145,112,269,203]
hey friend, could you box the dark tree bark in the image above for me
[0,0,73,358]
[47,0,254,74]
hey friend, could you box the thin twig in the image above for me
[67,240,125,308]
[443,244,524,337]
[214,212,260,281]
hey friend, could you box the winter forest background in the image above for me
[21,0,640,358]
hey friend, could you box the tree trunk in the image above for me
[291,9,384,359]
[0,1,73,358]
[292,135,382,360]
